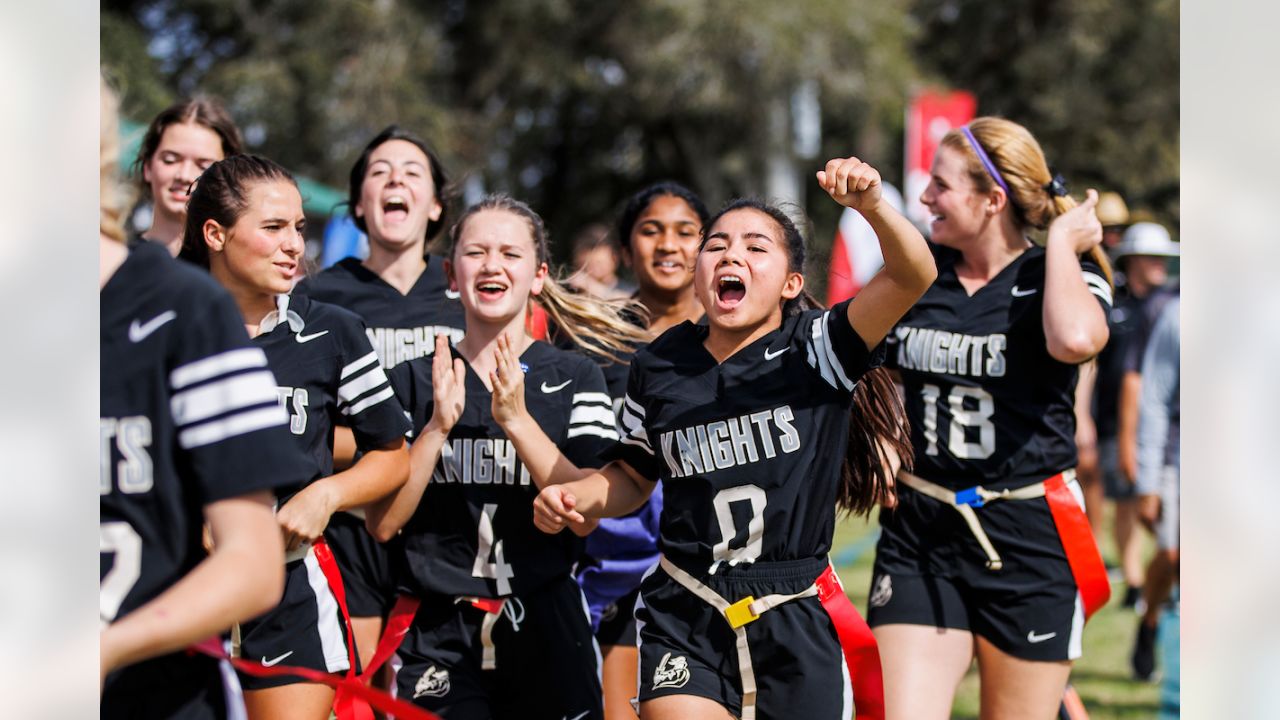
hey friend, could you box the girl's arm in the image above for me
[275,437,408,551]
[1043,190,1110,363]
[488,335,605,535]
[816,157,937,349]
[366,334,466,541]
[101,491,284,686]
[533,461,656,534]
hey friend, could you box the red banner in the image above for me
[903,90,977,227]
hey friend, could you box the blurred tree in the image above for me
[101,0,1177,288]
[911,0,1179,228]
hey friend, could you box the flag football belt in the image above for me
[659,556,884,720]
[200,540,439,720]
[454,595,517,671]
[896,469,1111,619]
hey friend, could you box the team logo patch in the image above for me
[414,665,450,698]
[652,652,690,690]
[600,602,619,623]
[869,574,893,608]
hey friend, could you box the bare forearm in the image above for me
[569,464,654,519]
[367,429,445,540]
[318,439,408,511]
[1043,237,1109,362]
[861,204,936,295]
[102,496,283,673]
[501,413,594,490]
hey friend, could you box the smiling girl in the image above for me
[366,194,645,719]
[132,98,244,255]
[180,155,411,720]
[867,117,1113,720]
[533,157,935,720]
[293,127,468,667]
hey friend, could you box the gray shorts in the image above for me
[1155,465,1180,551]
[1099,436,1136,500]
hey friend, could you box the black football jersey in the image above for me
[294,256,466,369]
[252,294,410,499]
[606,299,880,573]
[885,244,1112,491]
[388,341,617,597]
[100,243,306,678]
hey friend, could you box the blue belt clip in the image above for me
[954,486,986,508]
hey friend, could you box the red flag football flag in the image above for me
[826,183,904,306]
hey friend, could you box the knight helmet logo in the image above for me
[652,652,691,690]
[869,573,893,608]
[414,665,450,698]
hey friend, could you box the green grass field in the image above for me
[831,514,1165,719]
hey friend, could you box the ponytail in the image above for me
[943,117,1114,288]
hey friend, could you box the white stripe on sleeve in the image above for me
[567,425,620,440]
[570,405,617,428]
[341,351,380,380]
[573,392,613,407]
[820,311,856,391]
[1083,272,1113,306]
[170,370,280,426]
[341,386,396,416]
[170,348,269,390]
[179,405,288,449]
[338,364,391,404]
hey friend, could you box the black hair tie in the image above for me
[1044,173,1069,198]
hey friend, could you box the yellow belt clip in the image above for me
[724,596,760,629]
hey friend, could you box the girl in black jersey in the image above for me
[100,82,301,720]
[366,194,647,719]
[534,158,935,720]
[579,182,709,720]
[130,97,244,255]
[293,126,466,669]
[868,117,1113,720]
[181,156,411,720]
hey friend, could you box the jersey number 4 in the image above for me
[472,503,514,595]
[920,384,996,459]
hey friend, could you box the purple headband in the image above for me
[959,125,1011,196]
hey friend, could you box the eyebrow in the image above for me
[707,230,775,243]
[369,159,427,170]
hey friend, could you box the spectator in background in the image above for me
[131,97,244,256]
[567,222,636,300]
[1131,297,1180,682]
[1105,222,1180,610]
[1096,191,1130,251]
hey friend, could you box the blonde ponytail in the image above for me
[943,117,1113,286]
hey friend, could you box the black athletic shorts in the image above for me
[596,586,640,647]
[102,651,239,719]
[393,575,603,719]
[326,510,399,617]
[636,557,857,719]
[867,480,1086,661]
[237,548,355,690]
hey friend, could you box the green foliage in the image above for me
[101,0,1177,269]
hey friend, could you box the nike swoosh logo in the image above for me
[261,651,294,666]
[1026,630,1057,643]
[1011,286,1038,297]
[764,346,787,361]
[562,712,590,720]
[295,330,329,343]
[541,379,572,393]
[128,311,176,342]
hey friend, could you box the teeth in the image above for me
[384,196,408,210]
[719,275,743,285]
[478,283,505,291]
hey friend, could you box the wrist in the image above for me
[307,477,342,515]
[500,409,535,437]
